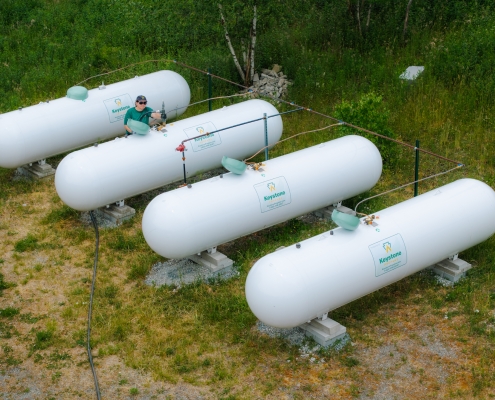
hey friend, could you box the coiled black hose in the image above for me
[88,211,102,400]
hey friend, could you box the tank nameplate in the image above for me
[254,176,292,213]
[183,122,221,152]
[104,94,133,123]
[369,234,408,277]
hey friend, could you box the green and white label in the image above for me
[254,176,292,213]
[183,122,221,152]
[104,94,133,123]
[369,234,407,277]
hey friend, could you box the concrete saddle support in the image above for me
[97,202,136,225]
[299,316,347,347]
[429,256,472,283]
[17,160,56,180]
[188,247,234,275]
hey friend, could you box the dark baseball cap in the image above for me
[136,95,147,101]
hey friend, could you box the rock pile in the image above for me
[247,64,292,99]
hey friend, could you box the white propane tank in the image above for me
[142,135,383,259]
[55,99,283,211]
[0,70,190,168]
[245,178,495,328]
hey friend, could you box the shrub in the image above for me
[334,92,398,166]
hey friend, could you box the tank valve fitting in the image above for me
[363,215,376,225]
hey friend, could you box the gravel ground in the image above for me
[435,275,455,287]
[256,321,351,353]
[145,258,240,287]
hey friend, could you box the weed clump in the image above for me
[0,307,19,318]
[0,273,15,294]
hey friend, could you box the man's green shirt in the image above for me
[124,106,153,125]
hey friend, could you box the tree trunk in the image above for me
[403,0,414,39]
[218,4,245,82]
[244,31,251,87]
[356,0,362,36]
[250,5,257,83]
[366,3,371,30]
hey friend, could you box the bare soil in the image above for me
[0,176,493,399]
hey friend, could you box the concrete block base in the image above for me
[299,318,347,347]
[314,204,356,221]
[97,204,136,225]
[429,257,472,283]
[188,250,234,275]
[17,163,56,180]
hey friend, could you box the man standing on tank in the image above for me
[124,95,163,135]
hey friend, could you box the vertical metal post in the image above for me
[264,113,269,161]
[182,151,187,184]
[414,139,420,197]
[208,68,212,112]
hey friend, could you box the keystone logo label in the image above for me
[369,234,407,277]
[184,122,221,152]
[103,94,133,123]
[193,129,214,142]
[254,176,292,213]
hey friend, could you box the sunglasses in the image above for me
[137,101,147,105]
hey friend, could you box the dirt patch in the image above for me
[0,176,493,399]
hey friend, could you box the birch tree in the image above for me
[218,4,257,86]
[403,0,414,39]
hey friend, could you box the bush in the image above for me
[334,92,398,166]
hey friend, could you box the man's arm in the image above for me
[124,109,133,134]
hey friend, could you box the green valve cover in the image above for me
[331,209,360,231]
[66,86,88,100]
[127,119,150,135]
[221,156,247,175]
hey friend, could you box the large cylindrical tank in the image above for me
[142,135,383,259]
[245,178,495,328]
[55,99,283,211]
[0,70,190,168]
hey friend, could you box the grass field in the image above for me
[0,81,494,398]
[1,2,495,398]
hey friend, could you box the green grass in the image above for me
[41,205,79,225]
[13,234,61,253]
[0,273,15,295]
[0,1,495,398]
[0,307,19,318]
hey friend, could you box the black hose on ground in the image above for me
[88,210,102,400]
